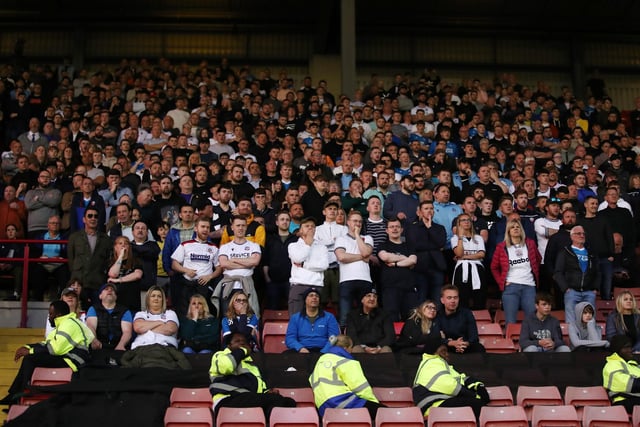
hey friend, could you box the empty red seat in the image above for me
[531,404,580,427]
[165,406,213,427]
[272,388,315,408]
[216,407,265,427]
[479,405,527,427]
[426,406,476,427]
[582,405,630,427]
[373,387,414,408]
[323,407,372,427]
[486,386,514,406]
[375,406,424,427]
[270,406,319,427]
[170,387,212,408]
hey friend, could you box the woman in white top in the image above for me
[451,214,486,310]
[131,285,179,349]
[490,218,541,326]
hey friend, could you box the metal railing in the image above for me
[0,239,68,328]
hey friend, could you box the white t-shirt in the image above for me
[334,234,373,283]
[171,239,219,281]
[505,244,536,286]
[131,309,179,349]
[534,217,561,262]
[219,240,261,277]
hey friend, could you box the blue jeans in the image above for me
[564,289,597,325]
[339,280,371,326]
[599,258,613,300]
[501,283,536,326]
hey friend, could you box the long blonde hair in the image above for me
[504,218,525,247]
[187,294,213,320]
[614,291,640,333]
[407,300,435,335]
[226,291,255,319]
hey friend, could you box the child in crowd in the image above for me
[568,302,609,351]
[520,292,570,352]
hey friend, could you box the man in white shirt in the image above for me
[334,210,374,327]
[287,217,329,315]
[171,217,221,317]
[314,201,347,310]
[215,215,262,316]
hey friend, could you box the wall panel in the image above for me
[0,31,73,57]
[496,39,569,66]
[248,33,312,59]
[86,32,163,57]
[165,33,246,57]
[357,35,412,62]
[414,37,493,64]
[584,42,640,67]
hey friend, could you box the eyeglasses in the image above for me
[86,214,99,219]
[425,305,437,310]
[459,218,471,222]
[234,299,248,303]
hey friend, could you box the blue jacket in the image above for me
[285,310,340,353]
[161,225,195,274]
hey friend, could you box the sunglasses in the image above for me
[86,213,99,219]
[234,299,248,303]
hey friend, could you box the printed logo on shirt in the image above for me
[190,254,212,263]
[509,257,530,266]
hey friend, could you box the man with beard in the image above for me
[155,175,184,227]
[383,175,419,227]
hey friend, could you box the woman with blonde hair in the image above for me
[606,291,640,352]
[396,300,444,354]
[490,218,540,326]
[107,235,143,313]
[451,213,486,309]
[179,294,220,354]
[221,291,259,351]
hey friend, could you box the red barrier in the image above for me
[0,239,68,328]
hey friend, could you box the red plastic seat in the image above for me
[216,407,265,427]
[373,387,414,407]
[486,386,514,406]
[20,367,74,405]
[375,406,424,427]
[6,404,30,422]
[472,309,492,324]
[170,387,212,408]
[262,310,290,324]
[477,323,503,339]
[582,405,630,427]
[531,404,580,427]
[563,386,610,419]
[393,322,403,338]
[269,406,319,427]
[322,407,372,427]
[481,337,517,354]
[262,322,288,353]
[426,406,476,427]
[632,405,640,427]
[272,388,315,408]
[516,386,563,421]
[479,405,527,427]
[165,406,213,427]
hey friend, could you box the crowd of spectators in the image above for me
[0,57,639,357]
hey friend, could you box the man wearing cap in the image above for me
[86,283,133,355]
[383,175,419,226]
[412,334,490,419]
[288,216,329,315]
[345,287,395,354]
[285,287,340,353]
[603,335,640,414]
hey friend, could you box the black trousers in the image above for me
[215,392,296,421]
[8,353,69,396]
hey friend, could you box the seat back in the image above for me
[375,406,424,427]
[165,407,213,427]
[262,310,290,324]
[516,386,563,420]
[216,407,265,427]
[582,405,631,427]
[269,406,319,427]
[393,322,403,338]
[472,309,492,324]
[322,408,372,427]
[479,406,527,427]
[563,386,610,419]
[481,337,517,354]
[477,323,504,339]
[6,404,30,422]
[272,387,316,407]
[373,387,414,407]
[426,406,476,427]
[262,321,289,353]
[20,367,74,405]
[486,385,514,406]
[170,387,212,408]
[531,404,580,427]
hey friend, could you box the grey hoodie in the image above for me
[568,301,609,350]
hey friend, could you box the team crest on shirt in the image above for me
[244,246,249,250]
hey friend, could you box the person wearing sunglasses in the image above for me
[68,206,113,303]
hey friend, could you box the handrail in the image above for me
[0,239,69,328]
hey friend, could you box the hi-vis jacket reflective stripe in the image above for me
[603,352,640,403]
[27,312,94,372]
[412,352,478,417]
[209,347,266,403]
[309,349,378,416]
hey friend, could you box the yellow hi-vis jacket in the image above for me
[308,347,378,417]
[603,352,640,404]
[209,347,266,405]
[27,312,94,372]
[412,352,484,417]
